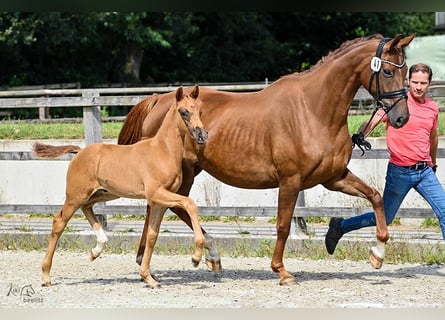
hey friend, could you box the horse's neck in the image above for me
[310,43,372,99]
[290,48,371,120]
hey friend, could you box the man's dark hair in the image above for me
[409,63,433,82]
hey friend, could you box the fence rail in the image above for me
[1,81,445,223]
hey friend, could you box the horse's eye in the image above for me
[382,69,393,78]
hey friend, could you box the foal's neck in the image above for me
[154,103,188,150]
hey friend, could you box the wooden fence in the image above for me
[1,81,445,226]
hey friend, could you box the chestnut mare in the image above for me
[118,34,415,285]
[34,85,208,288]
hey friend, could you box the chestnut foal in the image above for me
[33,85,208,288]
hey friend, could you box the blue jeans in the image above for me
[341,162,445,240]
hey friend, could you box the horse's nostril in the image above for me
[395,116,408,128]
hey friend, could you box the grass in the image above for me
[1,113,445,140]
[0,121,123,140]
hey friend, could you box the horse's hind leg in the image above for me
[42,202,78,286]
[323,169,389,268]
[82,205,108,261]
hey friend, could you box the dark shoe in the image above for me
[325,217,344,255]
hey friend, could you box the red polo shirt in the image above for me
[378,91,438,166]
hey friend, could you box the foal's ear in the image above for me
[176,86,184,101]
[190,84,199,99]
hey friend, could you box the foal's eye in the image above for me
[179,108,190,118]
[382,69,393,78]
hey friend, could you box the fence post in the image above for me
[82,90,107,228]
[82,90,102,145]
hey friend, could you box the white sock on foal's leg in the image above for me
[91,227,108,258]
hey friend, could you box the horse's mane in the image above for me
[298,34,383,75]
[117,96,159,145]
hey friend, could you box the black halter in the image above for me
[368,37,408,112]
[353,37,408,156]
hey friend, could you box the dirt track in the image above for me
[1,250,444,308]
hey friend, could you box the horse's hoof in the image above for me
[42,281,51,287]
[205,258,222,272]
[369,249,384,269]
[279,276,298,286]
[136,255,142,266]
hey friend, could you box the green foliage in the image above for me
[0,12,436,88]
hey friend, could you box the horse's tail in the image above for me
[117,96,159,145]
[32,142,82,159]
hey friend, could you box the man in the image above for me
[325,63,445,255]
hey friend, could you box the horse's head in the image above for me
[175,85,208,144]
[365,34,416,129]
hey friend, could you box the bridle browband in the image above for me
[352,37,409,155]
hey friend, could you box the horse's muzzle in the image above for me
[191,127,209,144]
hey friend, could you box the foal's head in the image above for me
[174,85,208,144]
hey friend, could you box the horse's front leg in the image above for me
[271,183,299,286]
[324,169,388,269]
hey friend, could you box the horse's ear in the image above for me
[387,33,416,51]
[191,84,199,99]
[176,86,184,101]
[398,33,416,49]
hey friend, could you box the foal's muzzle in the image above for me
[191,127,209,144]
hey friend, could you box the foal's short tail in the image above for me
[32,142,82,159]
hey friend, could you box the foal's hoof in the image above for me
[369,249,384,269]
[41,282,51,287]
[147,283,161,289]
[205,258,222,272]
[89,250,98,261]
[279,276,298,286]
[192,257,201,268]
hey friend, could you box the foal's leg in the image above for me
[139,206,167,288]
[323,169,389,269]
[137,206,220,270]
[42,202,78,286]
[82,205,108,261]
[136,165,221,271]
[153,189,205,265]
